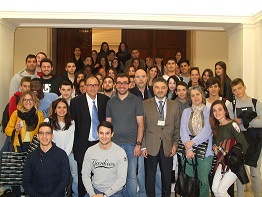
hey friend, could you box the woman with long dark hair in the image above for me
[116,41,130,65]
[209,100,248,197]
[97,42,110,59]
[147,65,159,86]
[166,75,181,100]
[44,98,77,196]
[201,68,214,88]
[94,56,110,74]
[215,61,233,102]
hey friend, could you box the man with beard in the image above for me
[142,77,180,197]
[40,58,61,96]
[30,78,58,118]
[9,54,39,98]
[102,76,115,98]
[106,73,144,197]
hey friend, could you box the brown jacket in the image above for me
[142,98,180,157]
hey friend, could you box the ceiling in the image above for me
[1,0,262,31]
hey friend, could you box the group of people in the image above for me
[2,40,261,197]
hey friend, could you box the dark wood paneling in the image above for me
[122,29,186,64]
[56,28,92,76]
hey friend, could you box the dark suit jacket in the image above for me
[70,93,109,163]
[129,85,154,101]
[142,98,180,157]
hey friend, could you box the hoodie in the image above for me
[9,69,39,98]
[8,91,22,117]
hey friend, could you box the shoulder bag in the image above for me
[175,155,201,197]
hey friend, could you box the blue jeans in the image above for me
[118,144,137,197]
[69,153,78,197]
[137,156,146,197]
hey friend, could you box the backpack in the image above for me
[232,98,262,167]
[1,95,20,133]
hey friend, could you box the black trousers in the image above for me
[77,161,86,197]
[145,142,173,197]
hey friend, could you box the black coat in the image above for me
[70,93,109,163]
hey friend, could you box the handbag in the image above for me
[177,135,208,160]
[175,155,201,197]
[0,129,27,186]
[0,189,17,197]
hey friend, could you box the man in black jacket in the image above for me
[70,75,109,197]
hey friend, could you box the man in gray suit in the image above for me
[142,77,180,197]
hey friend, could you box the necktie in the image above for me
[92,100,99,140]
[159,101,164,120]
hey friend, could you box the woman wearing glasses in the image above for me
[5,91,44,196]
[44,98,77,196]
[5,91,44,153]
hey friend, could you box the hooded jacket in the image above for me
[9,69,39,98]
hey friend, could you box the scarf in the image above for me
[188,104,205,136]
[17,107,38,131]
[213,138,236,173]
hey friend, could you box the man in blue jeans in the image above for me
[106,73,144,197]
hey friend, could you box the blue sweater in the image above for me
[22,142,70,197]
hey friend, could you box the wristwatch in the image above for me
[136,141,142,145]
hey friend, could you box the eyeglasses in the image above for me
[135,75,146,79]
[38,132,52,136]
[116,81,129,86]
[23,98,33,103]
[86,84,99,88]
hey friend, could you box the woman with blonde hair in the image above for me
[5,90,44,196]
[5,91,44,152]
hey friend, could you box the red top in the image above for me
[8,92,22,117]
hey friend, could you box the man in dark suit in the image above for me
[70,75,109,197]
[142,77,180,197]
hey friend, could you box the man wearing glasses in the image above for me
[70,75,109,197]
[22,122,70,197]
[106,73,144,197]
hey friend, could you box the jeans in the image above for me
[118,144,137,197]
[137,156,147,197]
[212,164,237,197]
[69,153,78,197]
[236,151,262,197]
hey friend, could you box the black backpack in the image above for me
[1,95,20,133]
[232,98,262,167]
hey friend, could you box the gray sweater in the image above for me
[82,142,128,196]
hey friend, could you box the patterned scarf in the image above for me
[17,107,38,131]
[189,104,205,136]
[213,138,236,173]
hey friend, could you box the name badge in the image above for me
[157,120,165,126]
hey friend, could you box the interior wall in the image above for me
[14,28,49,73]
[0,20,15,158]
[194,30,228,76]
[92,28,121,53]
